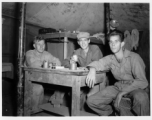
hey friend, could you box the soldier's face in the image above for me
[109,35,124,54]
[78,38,90,50]
[34,40,45,53]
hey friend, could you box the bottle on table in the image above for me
[43,60,48,68]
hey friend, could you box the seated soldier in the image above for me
[62,32,106,110]
[86,30,150,116]
[25,36,61,112]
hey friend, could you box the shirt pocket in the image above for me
[112,66,126,80]
[124,63,132,74]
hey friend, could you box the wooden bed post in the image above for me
[64,36,68,59]
[17,2,26,116]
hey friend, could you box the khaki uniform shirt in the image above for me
[25,50,61,68]
[62,45,103,67]
[88,49,148,92]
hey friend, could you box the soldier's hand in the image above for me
[70,56,77,64]
[86,68,96,88]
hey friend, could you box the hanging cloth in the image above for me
[131,29,139,50]
[124,30,132,51]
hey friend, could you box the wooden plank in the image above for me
[2,63,12,72]
[80,111,98,116]
[29,71,74,87]
[2,62,14,79]
[39,103,98,116]
[39,103,70,116]
[41,32,77,39]
[2,65,12,72]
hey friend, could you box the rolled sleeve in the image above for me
[50,56,61,66]
[53,57,61,66]
[46,52,61,66]
[87,55,111,71]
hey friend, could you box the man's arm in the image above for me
[121,54,148,93]
[53,57,61,66]
[62,50,79,68]
[87,55,111,71]
[86,56,111,88]
[49,55,61,66]
[90,45,106,92]
[62,57,71,68]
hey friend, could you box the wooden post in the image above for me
[64,37,68,59]
[17,2,26,116]
[105,3,110,34]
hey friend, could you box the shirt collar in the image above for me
[111,49,131,60]
[80,45,91,55]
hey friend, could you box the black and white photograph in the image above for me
[1,0,151,118]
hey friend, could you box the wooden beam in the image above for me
[105,3,110,34]
[17,2,26,116]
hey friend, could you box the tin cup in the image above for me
[70,62,77,70]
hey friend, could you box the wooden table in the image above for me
[23,67,106,116]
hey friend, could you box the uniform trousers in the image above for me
[86,85,150,116]
[31,83,44,112]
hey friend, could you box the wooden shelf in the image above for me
[41,32,103,44]
[41,32,77,39]
[2,63,13,72]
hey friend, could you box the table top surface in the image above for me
[23,67,107,76]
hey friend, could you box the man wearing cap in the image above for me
[63,32,103,72]
[62,32,106,110]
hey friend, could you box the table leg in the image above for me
[71,76,81,116]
